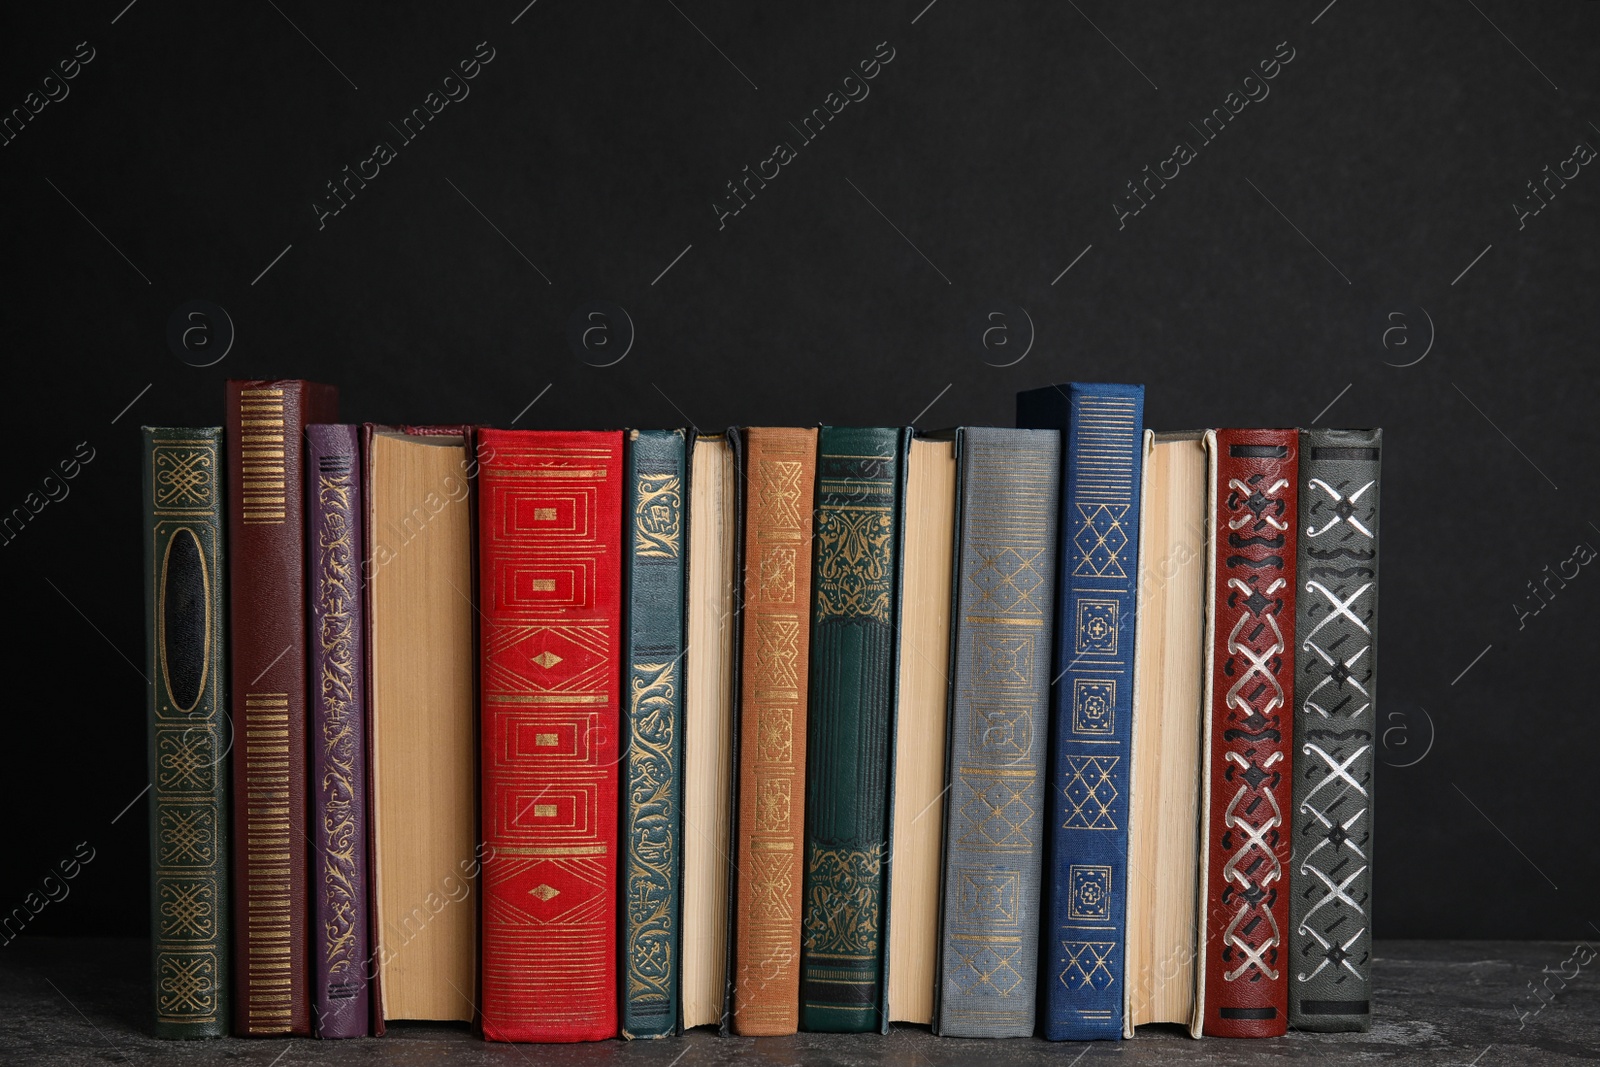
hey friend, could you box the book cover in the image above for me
[799,426,907,1033]
[365,426,479,1026]
[304,424,370,1038]
[478,429,623,1042]
[621,429,688,1038]
[142,427,230,1038]
[1017,384,1144,1040]
[934,427,1059,1039]
[1200,429,1298,1038]
[1289,429,1380,1032]
[225,379,337,1036]
[728,427,817,1036]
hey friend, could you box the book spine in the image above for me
[730,427,818,1036]
[143,427,231,1038]
[621,429,688,1038]
[1289,429,1380,1032]
[1201,429,1298,1038]
[478,429,623,1042]
[935,427,1059,1038]
[304,425,370,1038]
[1019,384,1144,1040]
[226,380,338,1036]
[799,427,903,1033]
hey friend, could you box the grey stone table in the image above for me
[2,939,1594,1065]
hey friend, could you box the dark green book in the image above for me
[621,429,688,1037]
[142,427,230,1037]
[799,426,908,1032]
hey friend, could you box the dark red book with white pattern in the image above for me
[1200,429,1298,1038]
[477,430,623,1042]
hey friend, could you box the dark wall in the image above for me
[2,1,1594,941]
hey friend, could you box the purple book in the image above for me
[304,424,372,1038]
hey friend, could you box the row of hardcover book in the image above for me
[141,378,1379,1042]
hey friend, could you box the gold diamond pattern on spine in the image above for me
[239,388,286,525]
[244,690,293,1030]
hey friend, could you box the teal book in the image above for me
[621,429,688,1037]
[142,427,230,1037]
[933,427,1059,1038]
[1017,383,1144,1040]
[799,426,909,1033]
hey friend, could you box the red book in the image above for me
[477,430,623,1042]
[225,379,338,1036]
[1200,429,1298,1037]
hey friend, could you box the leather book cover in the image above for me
[799,426,906,1033]
[728,427,817,1036]
[621,429,687,1038]
[142,427,230,1038]
[1017,384,1144,1040]
[1289,429,1380,1032]
[304,424,370,1038]
[934,427,1059,1039]
[1200,428,1298,1038]
[225,379,338,1036]
[477,429,623,1042]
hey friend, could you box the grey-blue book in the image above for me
[1017,383,1145,1040]
[933,427,1059,1038]
[621,429,688,1037]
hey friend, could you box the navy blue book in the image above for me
[1017,383,1145,1041]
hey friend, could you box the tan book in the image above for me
[729,427,817,1036]
[1124,430,1210,1037]
[366,429,478,1023]
[886,437,956,1025]
[681,435,739,1029]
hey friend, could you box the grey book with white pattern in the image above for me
[1289,428,1380,1032]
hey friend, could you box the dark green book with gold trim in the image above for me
[621,429,688,1037]
[799,426,908,1033]
[142,427,230,1037]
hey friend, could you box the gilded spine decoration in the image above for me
[624,660,678,1006]
[622,430,687,1038]
[144,427,230,1037]
[306,426,370,1037]
[799,427,903,1033]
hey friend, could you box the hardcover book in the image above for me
[886,436,956,1025]
[1123,431,1209,1037]
[1289,429,1380,1032]
[1018,384,1145,1040]
[933,427,1059,1039]
[225,379,337,1036]
[142,426,230,1038]
[365,427,478,1024]
[304,424,370,1038]
[1199,429,1298,1038]
[727,427,818,1036]
[478,429,624,1042]
[799,426,907,1033]
[621,429,688,1038]
[680,434,738,1030]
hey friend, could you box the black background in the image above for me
[2,1,1595,942]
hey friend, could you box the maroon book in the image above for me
[226,380,338,1036]
[305,424,370,1037]
[1201,429,1298,1037]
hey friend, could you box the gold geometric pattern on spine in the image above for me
[243,690,292,1030]
[238,388,286,524]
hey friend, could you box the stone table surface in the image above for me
[1,938,1595,1065]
